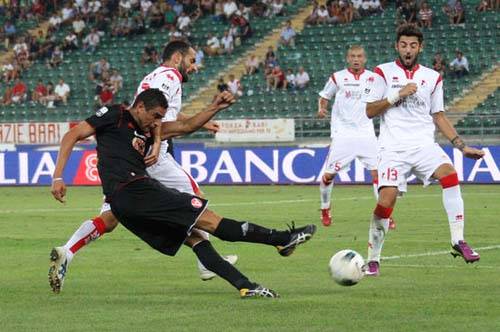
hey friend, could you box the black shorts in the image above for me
[110,177,208,256]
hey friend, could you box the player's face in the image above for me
[179,48,197,82]
[346,49,366,71]
[395,36,422,69]
[138,105,166,132]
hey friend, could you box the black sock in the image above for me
[192,240,254,290]
[213,218,290,246]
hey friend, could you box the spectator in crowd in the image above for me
[443,0,465,25]
[43,82,57,108]
[223,0,238,20]
[1,61,19,83]
[217,76,229,92]
[89,58,110,81]
[238,3,252,20]
[295,66,310,90]
[140,0,153,16]
[195,45,205,67]
[168,26,184,41]
[55,78,70,106]
[4,20,16,47]
[141,43,159,64]
[63,32,79,51]
[109,69,124,94]
[305,1,320,25]
[163,4,177,29]
[13,37,30,69]
[245,54,259,75]
[204,33,221,56]
[285,68,296,90]
[265,46,276,62]
[368,0,383,14]
[228,74,243,97]
[397,1,417,24]
[280,20,296,47]
[61,3,75,22]
[72,14,86,37]
[173,1,184,16]
[11,78,28,104]
[119,0,133,15]
[221,30,234,54]
[231,13,252,40]
[317,5,330,24]
[433,52,447,76]
[177,12,191,31]
[32,80,47,104]
[94,13,109,36]
[48,46,64,68]
[48,13,62,32]
[271,0,285,16]
[201,0,215,14]
[184,0,202,21]
[476,0,489,11]
[267,65,286,91]
[99,83,114,106]
[418,2,433,28]
[449,51,469,78]
[2,85,13,106]
[83,28,100,53]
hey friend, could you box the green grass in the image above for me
[1,185,499,331]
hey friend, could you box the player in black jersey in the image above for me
[51,89,316,298]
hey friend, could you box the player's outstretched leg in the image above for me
[319,174,333,226]
[198,254,239,281]
[366,187,397,276]
[188,236,279,298]
[372,175,396,230]
[439,172,480,263]
[48,216,113,293]
[197,210,316,257]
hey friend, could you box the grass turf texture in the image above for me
[0,185,499,331]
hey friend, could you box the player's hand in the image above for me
[462,146,485,160]
[144,143,160,167]
[203,120,220,134]
[317,108,328,118]
[51,179,66,203]
[399,83,418,98]
[212,91,236,111]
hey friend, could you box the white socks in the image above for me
[319,177,333,209]
[62,218,106,262]
[367,204,392,262]
[442,185,465,245]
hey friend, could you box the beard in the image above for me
[398,53,419,70]
[179,63,188,83]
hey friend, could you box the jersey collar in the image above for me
[347,67,365,80]
[395,59,420,79]
[161,65,184,82]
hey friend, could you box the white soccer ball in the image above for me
[329,249,366,286]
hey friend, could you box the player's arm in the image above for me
[318,97,329,118]
[365,83,418,118]
[432,112,484,160]
[51,121,96,203]
[161,91,235,139]
[144,120,162,167]
[318,75,336,118]
[177,112,220,133]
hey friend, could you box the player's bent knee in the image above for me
[100,211,119,233]
[322,173,334,184]
[194,209,222,233]
[378,186,398,208]
[184,231,206,248]
[433,163,456,180]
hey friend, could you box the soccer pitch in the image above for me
[1,185,499,331]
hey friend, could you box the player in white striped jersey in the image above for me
[318,45,395,229]
[362,25,484,276]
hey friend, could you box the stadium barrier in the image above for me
[0,144,498,185]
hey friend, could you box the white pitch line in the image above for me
[0,191,496,214]
[383,264,499,269]
[381,245,500,260]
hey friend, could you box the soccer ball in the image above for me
[329,249,366,286]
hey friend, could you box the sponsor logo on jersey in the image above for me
[391,84,405,88]
[141,82,150,90]
[191,197,203,209]
[132,137,146,155]
[367,76,375,82]
[392,76,399,81]
[96,107,108,117]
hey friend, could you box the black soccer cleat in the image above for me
[276,223,317,257]
[240,285,280,299]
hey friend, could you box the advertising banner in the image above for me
[0,145,498,185]
[215,119,295,142]
[0,122,70,145]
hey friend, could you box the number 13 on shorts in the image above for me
[381,168,398,181]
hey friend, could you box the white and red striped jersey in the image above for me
[134,65,184,159]
[134,65,183,122]
[362,60,444,151]
[319,68,376,138]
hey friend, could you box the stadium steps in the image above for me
[180,4,314,117]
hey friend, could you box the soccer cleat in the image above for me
[48,247,70,293]
[365,261,380,276]
[199,255,239,281]
[321,208,332,227]
[451,241,480,264]
[276,223,317,257]
[389,217,396,230]
[240,285,280,299]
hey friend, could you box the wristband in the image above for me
[387,90,401,105]
[52,177,63,183]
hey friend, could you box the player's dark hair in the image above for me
[162,40,191,62]
[133,89,168,111]
[396,24,423,44]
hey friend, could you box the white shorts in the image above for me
[323,136,378,174]
[377,143,453,193]
[100,153,200,212]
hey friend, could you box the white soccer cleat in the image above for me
[48,247,70,293]
[199,255,239,281]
